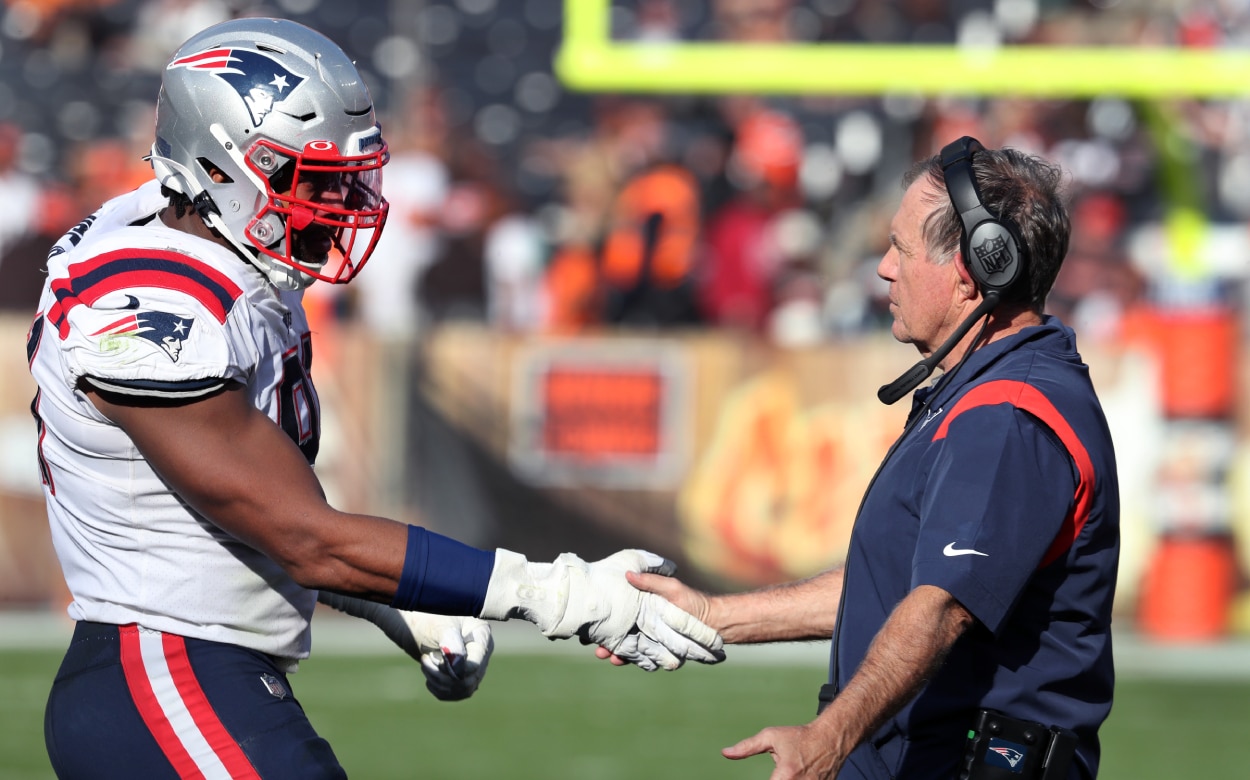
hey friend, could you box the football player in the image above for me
[30,17,723,779]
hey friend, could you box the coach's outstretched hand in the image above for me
[318,592,494,701]
[479,548,725,671]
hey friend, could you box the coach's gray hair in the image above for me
[903,146,1070,312]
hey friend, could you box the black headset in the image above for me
[877,137,1026,405]
[939,136,1025,297]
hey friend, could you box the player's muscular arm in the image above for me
[88,380,725,670]
[86,381,408,602]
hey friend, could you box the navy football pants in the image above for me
[45,621,346,779]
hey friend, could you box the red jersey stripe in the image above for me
[931,379,1095,569]
[48,248,243,339]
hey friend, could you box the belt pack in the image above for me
[815,689,1077,780]
[958,709,1078,780]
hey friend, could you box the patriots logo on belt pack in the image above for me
[91,306,195,363]
[167,47,306,127]
[986,740,1027,771]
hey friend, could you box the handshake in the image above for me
[322,548,724,702]
[322,547,725,705]
[479,548,726,672]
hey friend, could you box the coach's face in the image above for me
[877,177,973,359]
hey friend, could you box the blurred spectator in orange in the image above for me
[544,162,703,331]
[544,241,601,333]
[600,162,702,326]
[542,96,696,332]
[539,127,618,334]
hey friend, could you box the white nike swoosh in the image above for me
[943,542,989,558]
[919,407,943,429]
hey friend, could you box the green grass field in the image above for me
[4,638,1250,779]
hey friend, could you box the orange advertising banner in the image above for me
[509,342,690,489]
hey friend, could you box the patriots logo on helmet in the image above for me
[91,305,195,363]
[167,47,306,127]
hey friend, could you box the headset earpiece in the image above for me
[940,137,1024,296]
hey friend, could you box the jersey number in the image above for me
[278,333,320,463]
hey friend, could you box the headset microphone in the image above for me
[876,291,999,405]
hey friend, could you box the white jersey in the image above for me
[28,180,320,662]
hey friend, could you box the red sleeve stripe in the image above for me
[119,624,261,779]
[931,379,1095,569]
[48,249,243,339]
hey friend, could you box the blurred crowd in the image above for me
[0,0,1247,347]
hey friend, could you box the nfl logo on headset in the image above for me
[973,234,1011,279]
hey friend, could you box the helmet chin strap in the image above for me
[201,208,312,291]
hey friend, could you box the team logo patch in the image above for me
[260,673,288,699]
[167,47,306,127]
[985,738,1028,772]
[90,303,195,363]
[973,234,1012,278]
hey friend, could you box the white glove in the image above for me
[317,592,493,701]
[479,548,725,671]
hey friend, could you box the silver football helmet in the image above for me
[150,18,389,289]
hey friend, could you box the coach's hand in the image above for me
[479,548,725,671]
[585,550,726,671]
[722,721,844,780]
[594,569,715,667]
